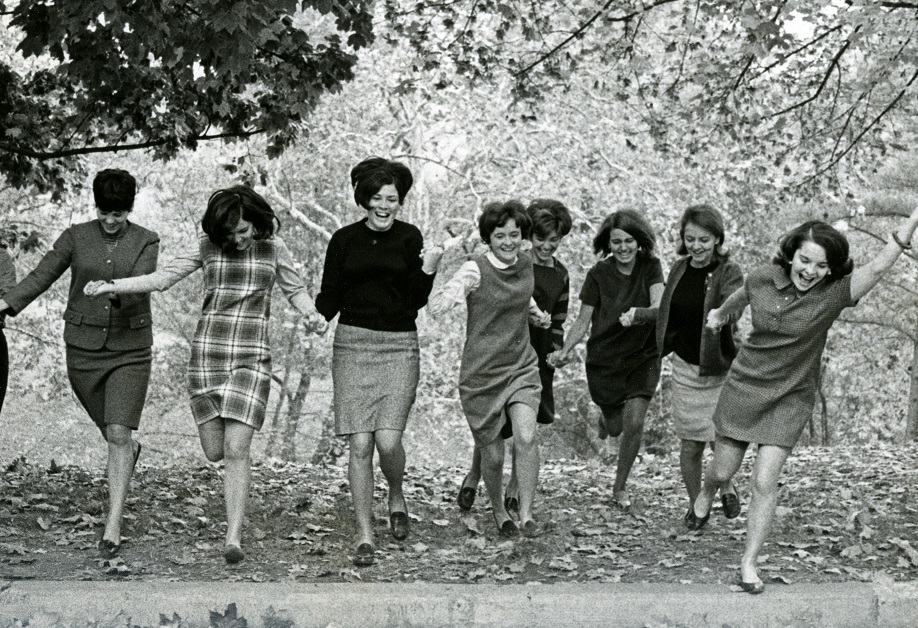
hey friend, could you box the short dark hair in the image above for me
[93,169,136,213]
[201,185,279,252]
[773,220,853,281]
[351,157,413,209]
[527,199,572,238]
[479,200,531,243]
[593,209,656,256]
[677,204,728,259]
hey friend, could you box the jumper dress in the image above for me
[188,235,277,430]
[459,253,541,447]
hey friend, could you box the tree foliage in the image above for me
[0,0,373,192]
[385,0,918,188]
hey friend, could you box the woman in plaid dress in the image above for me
[87,186,323,564]
[693,208,918,593]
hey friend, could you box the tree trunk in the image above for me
[906,313,918,441]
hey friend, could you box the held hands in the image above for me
[706,308,728,331]
[619,308,638,327]
[84,280,114,298]
[529,308,551,329]
[303,310,328,335]
[546,349,573,368]
[421,245,444,274]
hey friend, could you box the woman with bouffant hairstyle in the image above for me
[86,185,324,565]
[316,157,439,567]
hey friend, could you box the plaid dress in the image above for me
[188,235,278,429]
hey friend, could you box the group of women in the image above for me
[3,161,918,594]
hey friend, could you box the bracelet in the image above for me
[892,232,913,250]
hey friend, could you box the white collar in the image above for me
[486,250,517,269]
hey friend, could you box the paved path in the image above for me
[1,580,917,627]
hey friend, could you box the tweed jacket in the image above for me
[4,220,159,351]
[656,256,744,376]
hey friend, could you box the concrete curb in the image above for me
[1,580,916,627]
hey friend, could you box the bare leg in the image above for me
[680,438,706,505]
[741,445,790,584]
[694,434,747,518]
[102,424,135,545]
[465,445,482,488]
[348,432,376,547]
[198,419,227,462]
[221,420,255,549]
[612,397,649,495]
[375,429,406,514]
[712,439,737,497]
[479,437,509,525]
[505,443,518,506]
[508,403,538,524]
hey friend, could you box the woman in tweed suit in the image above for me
[693,208,918,593]
[87,186,324,564]
[0,169,158,558]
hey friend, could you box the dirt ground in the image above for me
[1,443,917,587]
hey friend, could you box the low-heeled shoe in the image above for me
[353,543,375,567]
[457,486,476,511]
[223,544,245,564]
[390,511,410,541]
[721,492,741,519]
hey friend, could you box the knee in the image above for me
[350,437,375,462]
[749,474,779,499]
[622,415,645,437]
[105,425,132,446]
[514,428,537,450]
[223,440,251,462]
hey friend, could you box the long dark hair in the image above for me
[593,209,656,256]
[201,186,279,252]
[773,220,853,281]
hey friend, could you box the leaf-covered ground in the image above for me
[1,444,917,586]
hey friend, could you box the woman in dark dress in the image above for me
[316,157,437,567]
[0,247,16,415]
[552,210,664,509]
[0,169,158,557]
[694,208,918,593]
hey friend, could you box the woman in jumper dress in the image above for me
[655,205,743,527]
[427,201,549,538]
[86,186,324,564]
[316,157,437,568]
[693,208,918,593]
[552,210,664,509]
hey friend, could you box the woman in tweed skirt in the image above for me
[693,208,918,593]
[316,158,437,567]
[87,186,323,564]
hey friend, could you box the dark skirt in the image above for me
[65,344,153,434]
[586,351,660,409]
[332,324,419,435]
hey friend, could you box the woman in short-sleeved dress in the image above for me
[554,210,664,509]
[692,210,918,593]
[87,186,323,564]
[428,201,547,538]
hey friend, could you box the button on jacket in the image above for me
[4,220,160,351]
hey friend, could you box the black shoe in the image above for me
[457,477,477,511]
[98,539,120,559]
[131,441,142,475]
[504,495,519,517]
[684,507,698,529]
[737,579,765,594]
[223,544,244,564]
[390,511,409,541]
[353,543,375,567]
[721,491,741,519]
[687,500,710,531]
[495,517,518,538]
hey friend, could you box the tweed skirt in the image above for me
[670,353,726,442]
[332,324,419,435]
[66,345,152,434]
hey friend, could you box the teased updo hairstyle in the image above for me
[351,157,413,209]
[479,200,532,243]
[201,185,279,252]
[527,198,573,239]
[93,169,136,213]
[773,220,853,281]
[677,204,728,260]
[593,209,656,257]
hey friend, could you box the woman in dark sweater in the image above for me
[316,157,437,567]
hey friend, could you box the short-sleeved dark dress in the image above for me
[580,253,664,409]
[712,265,855,448]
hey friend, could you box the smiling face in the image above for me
[608,228,638,269]
[365,183,400,232]
[531,229,561,265]
[683,222,717,267]
[97,209,129,235]
[229,216,255,251]
[790,240,829,292]
[489,219,523,264]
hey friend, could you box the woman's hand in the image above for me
[303,311,328,335]
[421,245,444,274]
[619,307,638,327]
[84,280,114,297]
[529,308,551,329]
[706,308,728,331]
[547,348,573,368]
